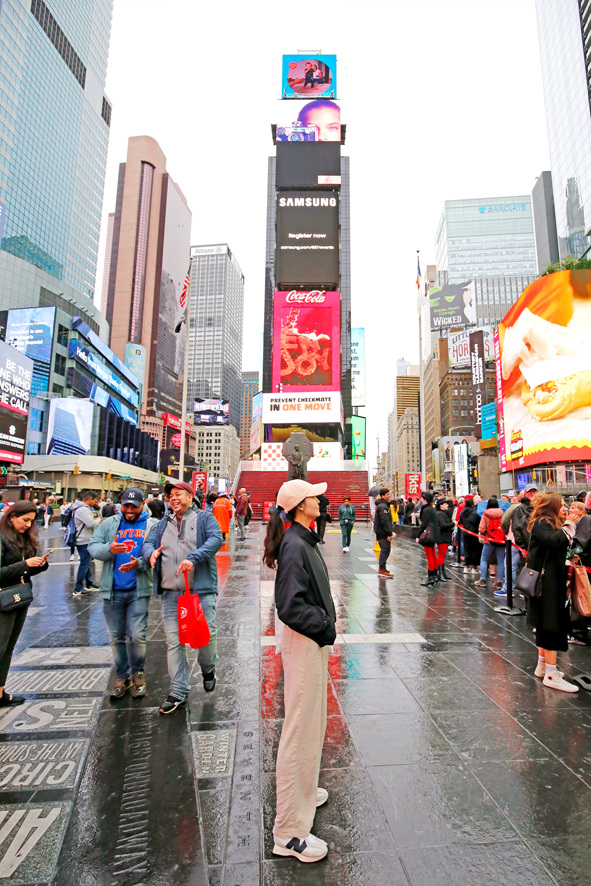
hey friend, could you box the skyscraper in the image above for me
[0,0,113,299]
[536,0,591,259]
[240,370,259,456]
[434,196,538,325]
[187,244,244,434]
[103,136,192,420]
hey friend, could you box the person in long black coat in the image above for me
[413,492,441,586]
[526,493,578,693]
[435,498,455,582]
[459,499,482,573]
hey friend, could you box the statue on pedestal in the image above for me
[283,433,313,482]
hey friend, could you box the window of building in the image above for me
[57,324,69,347]
[27,441,41,455]
[52,383,64,395]
[54,353,66,375]
[29,408,44,432]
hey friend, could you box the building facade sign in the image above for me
[351,328,366,406]
[0,339,33,464]
[262,391,343,427]
[69,341,139,407]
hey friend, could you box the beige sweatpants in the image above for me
[273,625,329,840]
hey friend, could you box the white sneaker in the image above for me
[543,672,579,692]
[535,664,564,678]
[345,547,349,552]
[463,567,470,574]
[273,832,328,863]
[69,554,75,562]
[316,787,328,807]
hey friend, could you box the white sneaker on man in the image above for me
[273,832,328,862]
[316,787,328,807]
[543,671,579,692]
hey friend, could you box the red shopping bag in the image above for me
[178,572,211,649]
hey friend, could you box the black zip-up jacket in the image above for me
[275,522,336,647]
[436,509,454,544]
[511,499,534,551]
[0,536,48,590]
[374,498,393,539]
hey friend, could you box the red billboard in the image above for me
[405,473,421,498]
[192,471,207,495]
[162,412,191,434]
[272,290,340,392]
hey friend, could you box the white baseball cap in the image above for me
[277,480,327,512]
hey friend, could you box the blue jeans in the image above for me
[75,544,93,591]
[341,523,352,547]
[502,546,520,593]
[480,543,505,584]
[161,590,218,701]
[102,591,150,679]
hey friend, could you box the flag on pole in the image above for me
[416,255,422,291]
[179,262,191,308]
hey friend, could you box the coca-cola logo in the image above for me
[285,290,326,304]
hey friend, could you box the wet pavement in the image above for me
[1,520,591,884]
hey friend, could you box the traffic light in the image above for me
[73,466,79,475]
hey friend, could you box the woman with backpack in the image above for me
[475,497,506,592]
[459,498,481,573]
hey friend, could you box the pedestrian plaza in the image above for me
[1,521,590,885]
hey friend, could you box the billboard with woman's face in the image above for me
[281,55,337,99]
[495,270,591,470]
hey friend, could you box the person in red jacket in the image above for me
[235,488,248,542]
[475,497,506,592]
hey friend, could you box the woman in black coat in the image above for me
[459,499,482,574]
[413,492,441,586]
[0,502,50,706]
[435,499,454,582]
[527,493,578,693]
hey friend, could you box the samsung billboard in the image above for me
[275,192,339,289]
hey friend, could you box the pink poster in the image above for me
[272,290,341,392]
[494,328,507,472]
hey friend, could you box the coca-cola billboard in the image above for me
[272,290,341,392]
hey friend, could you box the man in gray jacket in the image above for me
[89,489,157,700]
[142,480,222,715]
[71,491,101,596]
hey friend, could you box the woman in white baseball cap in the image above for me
[263,479,336,864]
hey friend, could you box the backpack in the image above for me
[487,515,505,545]
[64,509,81,546]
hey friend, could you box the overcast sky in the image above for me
[98,0,549,461]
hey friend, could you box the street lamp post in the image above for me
[176,259,193,482]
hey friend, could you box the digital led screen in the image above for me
[5,307,56,396]
[276,100,341,143]
[276,142,341,188]
[194,398,230,426]
[351,328,366,406]
[69,340,139,408]
[351,414,366,460]
[428,280,477,330]
[275,192,339,289]
[495,270,591,471]
[282,55,337,99]
[0,339,33,464]
[46,398,93,456]
[72,317,139,388]
[272,290,340,392]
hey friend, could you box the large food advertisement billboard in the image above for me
[428,281,477,330]
[275,192,339,288]
[272,290,340,392]
[46,398,93,456]
[5,307,56,396]
[496,270,591,470]
[0,340,33,464]
[281,55,337,99]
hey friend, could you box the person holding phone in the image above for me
[0,502,50,706]
[89,489,158,700]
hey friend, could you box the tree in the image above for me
[540,254,591,276]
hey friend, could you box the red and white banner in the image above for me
[405,473,421,498]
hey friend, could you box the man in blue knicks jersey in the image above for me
[89,489,158,700]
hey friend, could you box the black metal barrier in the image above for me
[494,539,525,617]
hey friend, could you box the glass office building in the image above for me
[188,244,244,433]
[0,0,113,299]
[536,0,591,259]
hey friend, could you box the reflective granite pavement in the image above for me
[1,521,591,885]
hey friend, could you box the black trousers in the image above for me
[378,539,391,569]
[0,605,29,686]
[316,515,328,540]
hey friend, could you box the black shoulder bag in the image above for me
[514,531,547,600]
[0,549,34,612]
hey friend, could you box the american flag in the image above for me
[416,255,422,291]
[179,262,191,308]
